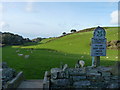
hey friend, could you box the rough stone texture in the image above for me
[43,65,120,89]
[2,62,17,89]
[6,71,24,88]
[51,79,70,87]
[107,83,119,88]
[101,72,111,77]
[1,62,8,68]
[68,68,86,76]
[43,71,50,89]
[72,76,86,81]
[1,62,24,89]
[73,81,90,87]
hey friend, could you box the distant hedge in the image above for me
[0,32,32,46]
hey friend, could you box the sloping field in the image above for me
[22,27,119,59]
[2,27,119,79]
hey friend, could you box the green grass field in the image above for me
[2,27,119,79]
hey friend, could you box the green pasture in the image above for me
[22,27,119,54]
[2,27,119,79]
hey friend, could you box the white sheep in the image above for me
[24,55,30,59]
[106,57,109,58]
[116,57,118,59]
[81,56,84,58]
[79,60,85,67]
[18,54,23,56]
[16,50,19,53]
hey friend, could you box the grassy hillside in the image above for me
[39,37,55,44]
[21,27,119,62]
[2,27,119,79]
[22,27,119,55]
[3,46,85,79]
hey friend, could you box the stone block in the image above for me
[72,76,86,81]
[51,68,61,72]
[51,72,58,79]
[87,76,97,80]
[87,72,101,76]
[43,71,50,89]
[51,69,69,79]
[51,68,62,74]
[69,68,86,76]
[104,76,111,81]
[58,72,66,79]
[57,71,69,79]
[97,66,112,72]
[43,78,50,89]
[6,71,24,88]
[1,62,8,68]
[86,66,95,70]
[44,71,51,77]
[91,81,106,88]
[51,68,62,79]
[102,72,111,77]
[111,76,119,80]
[107,83,119,88]
[51,79,70,87]
[73,81,91,87]
[87,75,104,82]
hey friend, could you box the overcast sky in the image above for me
[0,1,119,39]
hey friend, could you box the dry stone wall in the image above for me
[1,62,24,89]
[43,66,120,89]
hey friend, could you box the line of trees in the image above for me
[0,32,32,45]
[62,29,77,35]
[32,37,45,42]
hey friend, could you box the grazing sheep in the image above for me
[79,60,85,67]
[16,50,19,53]
[116,57,118,59]
[18,54,23,56]
[24,55,30,59]
[81,56,84,58]
[106,57,109,58]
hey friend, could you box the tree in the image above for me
[62,32,66,35]
[71,29,77,33]
[32,37,43,42]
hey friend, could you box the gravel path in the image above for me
[18,80,43,89]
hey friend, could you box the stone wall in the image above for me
[43,66,120,89]
[1,62,24,89]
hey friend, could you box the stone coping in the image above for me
[5,71,24,89]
